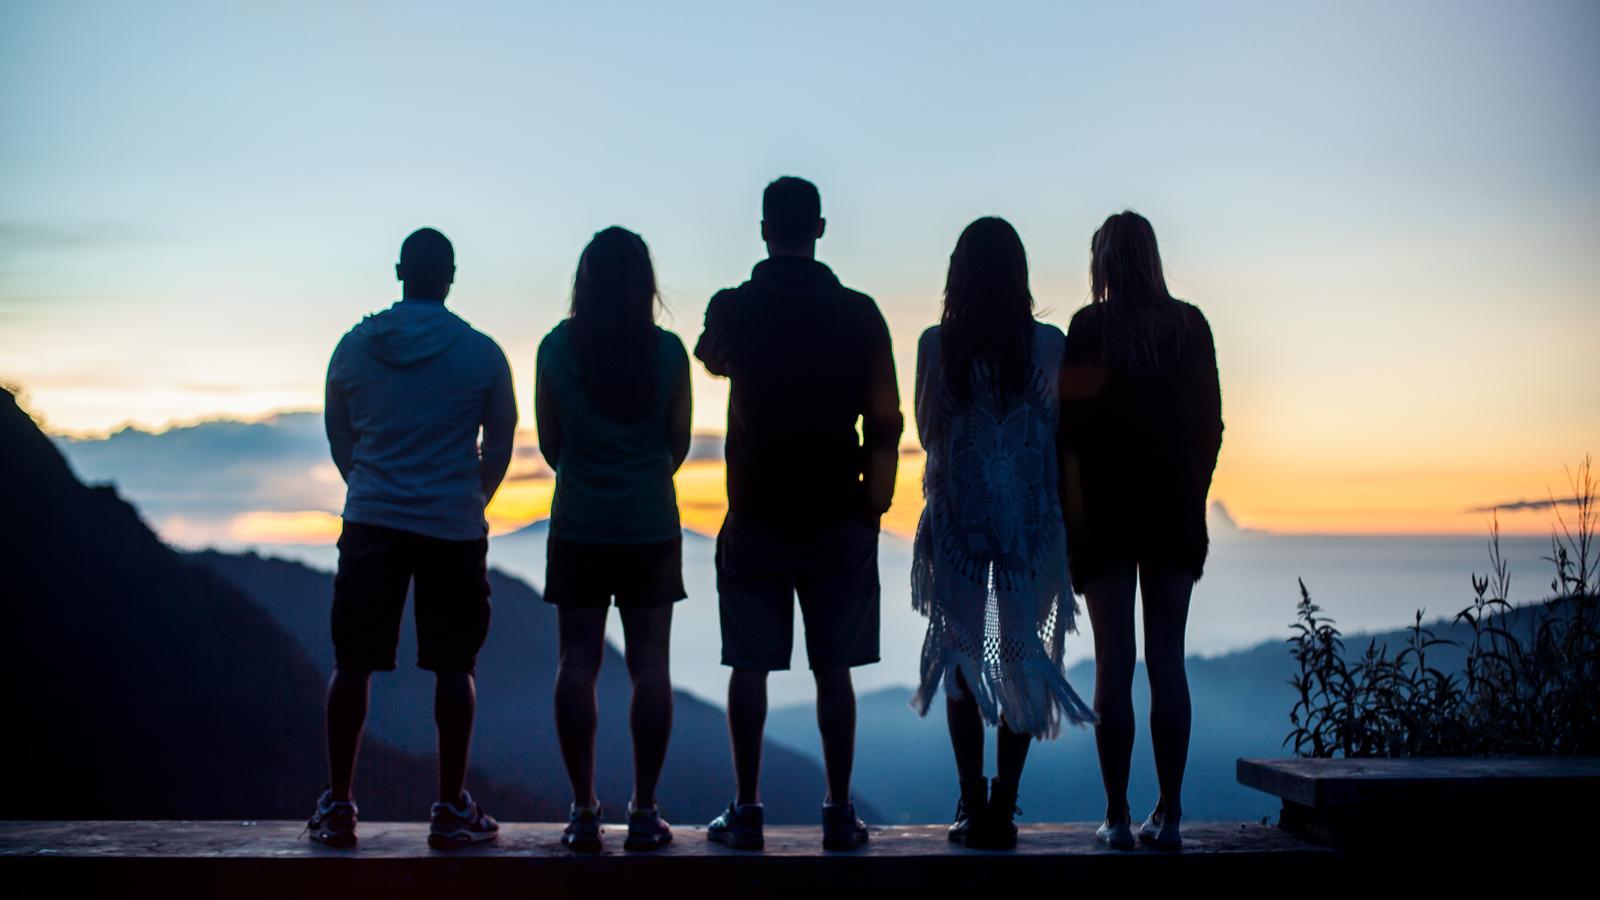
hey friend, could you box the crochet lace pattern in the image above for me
[910,328,1096,738]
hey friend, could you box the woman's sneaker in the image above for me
[1096,819,1137,850]
[623,803,673,852]
[1138,808,1182,851]
[821,801,869,851]
[562,802,604,853]
[306,789,358,849]
[706,801,764,850]
[428,790,500,849]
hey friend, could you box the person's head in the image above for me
[1089,211,1171,307]
[761,176,825,257]
[941,216,1035,406]
[395,227,456,301]
[567,226,662,422]
[1089,211,1187,371]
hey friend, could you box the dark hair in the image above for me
[1088,211,1184,370]
[568,226,661,423]
[762,176,822,248]
[941,217,1035,407]
[398,227,454,293]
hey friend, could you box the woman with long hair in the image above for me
[534,226,692,853]
[1061,211,1223,851]
[911,216,1096,849]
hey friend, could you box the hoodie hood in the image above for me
[350,298,468,367]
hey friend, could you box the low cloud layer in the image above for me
[51,412,739,548]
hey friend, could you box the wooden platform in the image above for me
[1238,756,1600,851]
[1238,756,1600,808]
[0,820,1335,896]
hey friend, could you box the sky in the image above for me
[4,0,1599,538]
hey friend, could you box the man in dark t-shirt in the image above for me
[695,176,903,851]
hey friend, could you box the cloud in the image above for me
[55,411,344,519]
[687,431,724,463]
[53,412,563,546]
[1465,495,1587,514]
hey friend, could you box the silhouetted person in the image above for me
[536,227,691,853]
[310,227,515,849]
[1060,211,1223,851]
[909,217,1095,849]
[695,176,903,850]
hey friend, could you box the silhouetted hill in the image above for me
[189,550,870,825]
[0,389,537,820]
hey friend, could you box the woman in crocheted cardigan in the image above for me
[910,216,1095,850]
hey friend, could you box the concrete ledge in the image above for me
[1,820,1334,896]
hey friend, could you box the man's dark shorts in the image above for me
[331,520,491,674]
[716,515,880,671]
[543,534,687,609]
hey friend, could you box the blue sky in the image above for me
[4,0,1599,533]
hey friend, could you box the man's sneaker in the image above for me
[428,790,500,849]
[562,802,604,853]
[307,789,358,848]
[623,803,673,852]
[706,801,764,850]
[822,801,869,851]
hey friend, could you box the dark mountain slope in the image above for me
[0,389,535,820]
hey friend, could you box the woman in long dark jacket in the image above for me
[1060,211,1223,851]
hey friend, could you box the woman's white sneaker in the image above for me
[1096,820,1136,850]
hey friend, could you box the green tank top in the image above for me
[536,322,689,543]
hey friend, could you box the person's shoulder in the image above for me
[458,318,512,367]
[918,323,942,351]
[1033,319,1066,352]
[834,278,878,308]
[327,327,359,376]
[654,325,689,359]
[330,325,360,356]
[704,285,744,319]
[1066,303,1102,330]
[1174,298,1210,324]
[833,281,889,329]
[541,319,571,344]
[1170,299,1214,339]
[536,320,569,358]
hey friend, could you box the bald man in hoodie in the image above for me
[309,227,517,850]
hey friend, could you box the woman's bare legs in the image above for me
[1140,568,1194,826]
[619,604,674,810]
[554,606,608,808]
[1084,564,1138,826]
